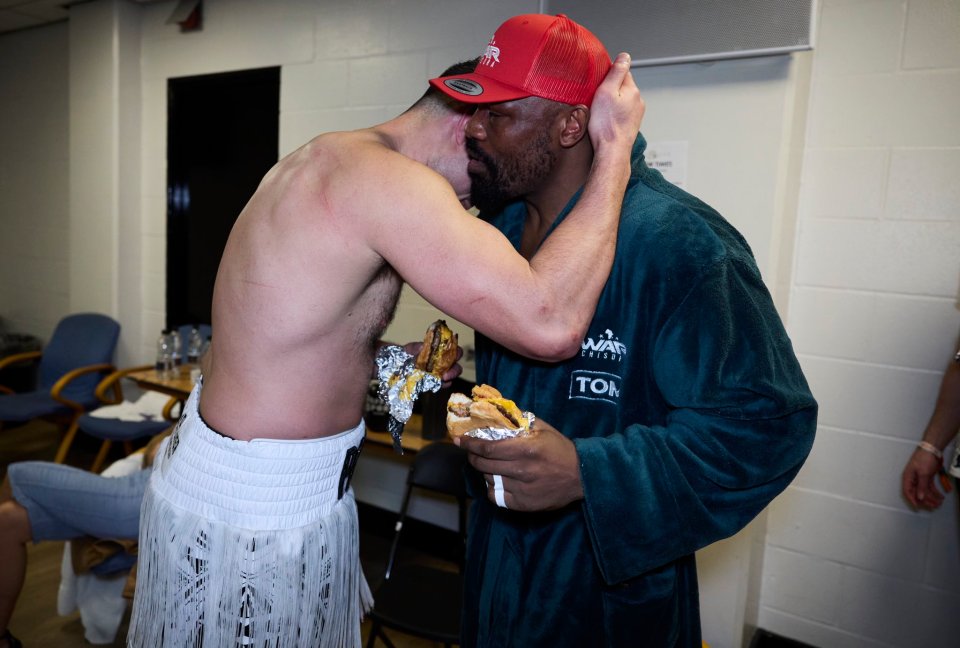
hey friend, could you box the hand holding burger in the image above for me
[446,384,532,439]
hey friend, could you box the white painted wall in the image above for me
[1,0,959,646]
[758,1,960,647]
[69,0,119,321]
[0,22,69,339]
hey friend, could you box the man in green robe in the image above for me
[431,14,817,648]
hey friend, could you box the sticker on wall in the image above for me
[646,140,688,188]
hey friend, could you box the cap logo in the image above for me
[443,78,484,96]
[480,37,501,67]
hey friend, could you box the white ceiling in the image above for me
[0,0,72,35]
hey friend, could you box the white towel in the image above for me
[87,391,172,422]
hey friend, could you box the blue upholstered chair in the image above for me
[78,366,180,473]
[0,313,120,463]
[78,322,210,472]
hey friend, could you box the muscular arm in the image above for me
[367,54,643,361]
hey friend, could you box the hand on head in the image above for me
[427,15,644,154]
[587,52,645,152]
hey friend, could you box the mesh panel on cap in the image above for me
[524,17,608,106]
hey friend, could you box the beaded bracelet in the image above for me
[917,441,943,459]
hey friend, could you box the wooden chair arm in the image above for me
[93,364,155,405]
[50,363,117,412]
[0,350,42,372]
[162,396,182,421]
[0,350,43,393]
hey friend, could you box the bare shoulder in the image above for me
[291,131,434,198]
[282,130,369,182]
[296,130,400,170]
[340,131,441,186]
[315,132,456,226]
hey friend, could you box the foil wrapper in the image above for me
[375,344,442,453]
[463,412,536,441]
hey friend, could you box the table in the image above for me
[126,365,196,400]
[124,366,441,453]
[365,414,450,453]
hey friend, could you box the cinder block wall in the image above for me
[759,1,960,646]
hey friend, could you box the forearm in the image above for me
[526,148,632,354]
[903,361,956,507]
[919,359,960,451]
[395,155,633,362]
[523,54,640,357]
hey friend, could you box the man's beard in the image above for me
[467,134,555,216]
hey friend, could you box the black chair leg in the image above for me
[380,631,398,648]
[366,621,398,648]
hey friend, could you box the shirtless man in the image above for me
[129,37,643,647]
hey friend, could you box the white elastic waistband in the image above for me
[152,382,365,530]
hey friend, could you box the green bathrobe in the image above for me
[463,135,818,647]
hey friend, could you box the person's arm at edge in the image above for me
[902,354,960,509]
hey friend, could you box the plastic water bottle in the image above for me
[170,329,183,366]
[155,330,173,377]
[190,334,211,384]
[187,327,203,364]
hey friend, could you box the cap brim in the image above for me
[429,72,532,104]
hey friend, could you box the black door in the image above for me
[166,66,279,329]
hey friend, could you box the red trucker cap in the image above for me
[429,14,611,107]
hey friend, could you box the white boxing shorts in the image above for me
[128,381,370,647]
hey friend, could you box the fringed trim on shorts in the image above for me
[128,382,372,647]
[128,485,373,647]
